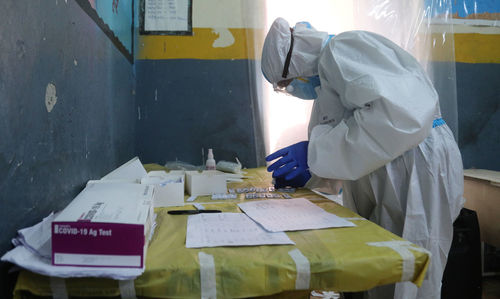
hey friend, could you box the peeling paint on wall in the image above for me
[16,40,26,59]
[211,28,235,48]
[85,134,89,159]
[45,83,57,113]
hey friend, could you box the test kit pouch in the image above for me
[441,208,482,299]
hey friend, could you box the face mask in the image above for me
[285,76,321,99]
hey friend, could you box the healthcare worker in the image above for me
[262,18,464,299]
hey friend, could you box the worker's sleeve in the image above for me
[308,31,439,180]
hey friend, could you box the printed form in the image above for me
[238,198,355,232]
[185,213,294,248]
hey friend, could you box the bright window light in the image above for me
[262,1,354,155]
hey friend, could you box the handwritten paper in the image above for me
[144,0,189,32]
[185,213,294,248]
[237,198,355,232]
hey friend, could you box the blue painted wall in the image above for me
[424,0,500,170]
[456,63,500,170]
[132,0,265,168]
[449,0,500,170]
[0,1,136,297]
[451,0,500,17]
[424,0,500,17]
[135,59,264,167]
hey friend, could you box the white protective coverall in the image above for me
[262,18,465,299]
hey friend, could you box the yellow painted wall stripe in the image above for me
[139,29,499,64]
[454,33,500,63]
[137,28,264,60]
[431,33,500,63]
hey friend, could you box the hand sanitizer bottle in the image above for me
[205,149,216,170]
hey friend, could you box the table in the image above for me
[463,169,500,248]
[13,166,430,298]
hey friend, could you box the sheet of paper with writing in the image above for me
[238,198,355,232]
[185,213,294,248]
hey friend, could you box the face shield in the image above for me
[261,18,328,93]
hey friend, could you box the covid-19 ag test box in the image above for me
[52,182,154,268]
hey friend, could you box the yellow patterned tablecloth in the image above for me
[14,166,429,298]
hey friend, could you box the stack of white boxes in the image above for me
[51,182,155,268]
[51,157,187,268]
[51,158,230,268]
[141,170,185,207]
[185,170,227,196]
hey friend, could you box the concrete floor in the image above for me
[483,276,500,299]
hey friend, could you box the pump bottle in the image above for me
[205,149,216,170]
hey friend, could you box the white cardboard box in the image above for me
[141,171,185,207]
[52,182,154,268]
[100,156,147,183]
[185,170,227,196]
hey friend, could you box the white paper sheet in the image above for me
[13,212,55,259]
[185,213,294,248]
[144,0,189,32]
[237,198,355,232]
[1,246,144,280]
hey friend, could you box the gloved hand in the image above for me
[273,170,311,188]
[266,141,310,183]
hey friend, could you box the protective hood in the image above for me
[261,18,329,84]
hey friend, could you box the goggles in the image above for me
[273,77,309,93]
[273,27,295,93]
[273,78,293,93]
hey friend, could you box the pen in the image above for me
[168,209,222,215]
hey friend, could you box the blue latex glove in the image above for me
[266,141,310,181]
[273,170,311,188]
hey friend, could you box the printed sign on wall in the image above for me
[140,0,192,35]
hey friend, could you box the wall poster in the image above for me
[140,0,192,35]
